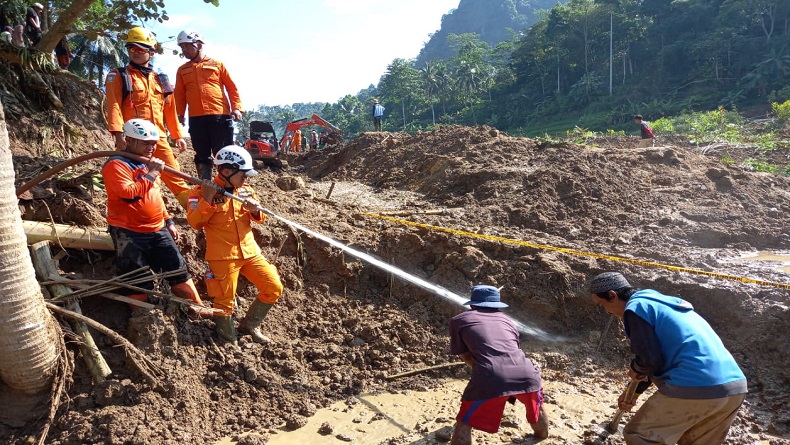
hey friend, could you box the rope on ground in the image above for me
[363,213,790,290]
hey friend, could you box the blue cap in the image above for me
[464,285,508,308]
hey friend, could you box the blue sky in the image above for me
[147,0,460,109]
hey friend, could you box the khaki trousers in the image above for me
[624,391,745,445]
[637,138,654,148]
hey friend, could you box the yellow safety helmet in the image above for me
[125,27,157,49]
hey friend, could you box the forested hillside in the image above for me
[414,0,560,66]
[301,0,790,137]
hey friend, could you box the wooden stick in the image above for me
[47,280,156,309]
[385,362,466,380]
[47,274,222,315]
[325,181,336,199]
[607,380,639,433]
[30,242,111,384]
[44,302,162,387]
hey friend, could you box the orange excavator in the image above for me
[280,114,342,153]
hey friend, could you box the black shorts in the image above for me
[109,226,190,292]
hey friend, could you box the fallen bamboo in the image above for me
[30,242,112,384]
[23,220,114,251]
[44,302,163,388]
[47,274,223,315]
[385,362,466,380]
[43,278,156,309]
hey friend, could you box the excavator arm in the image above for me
[280,114,342,151]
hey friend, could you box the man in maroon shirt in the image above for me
[449,285,549,444]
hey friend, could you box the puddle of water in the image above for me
[215,377,784,445]
[734,251,790,274]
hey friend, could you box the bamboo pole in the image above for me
[23,220,113,251]
[45,303,162,388]
[30,242,111,384]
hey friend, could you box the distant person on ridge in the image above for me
[372,98,385,132]
[24,2,43,45]
[634,114,655,147]
[589,271,747,445]
[174,29,243,181]
[0,26,12,44]
[105,27,192,209]
[54,35,72,69]
[449,285,549,444]
[309,130,318,151]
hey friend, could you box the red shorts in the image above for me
[456,388,543,433]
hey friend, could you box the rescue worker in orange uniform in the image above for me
[186,146,283,344]
[174,30,243,180]
[101,118,208,313]
[105,27,192,208]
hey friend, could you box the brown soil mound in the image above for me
[1,73,789,444]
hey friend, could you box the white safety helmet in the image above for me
[177,30,203,45]
[214,146,257,176]
[123,119,160,141]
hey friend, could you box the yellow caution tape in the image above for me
[364,213,790,290]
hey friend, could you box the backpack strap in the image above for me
[116,67,173,101]
[116,66,132,103]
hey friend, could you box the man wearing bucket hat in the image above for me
[589,271,747,444]
[448,285,549,444]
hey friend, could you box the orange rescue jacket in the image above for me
[186,177,265,260]
[102,155,170,232]
[174,57,243,118]
[105,65,185,139]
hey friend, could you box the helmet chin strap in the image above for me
[219,167,243,185]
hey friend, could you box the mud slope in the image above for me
[2,81,789,445]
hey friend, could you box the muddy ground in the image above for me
[1,73,789,444]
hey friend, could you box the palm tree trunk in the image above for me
[0,101,60,394]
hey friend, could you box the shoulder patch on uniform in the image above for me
[106,72,116,83]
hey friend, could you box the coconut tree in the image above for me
[68,33,127,88]
[0,102,60,395]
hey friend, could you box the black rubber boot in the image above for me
[213,315,237,344]
[239,299,273,344]
[196,162,214,181]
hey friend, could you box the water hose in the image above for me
[17,152,554,340]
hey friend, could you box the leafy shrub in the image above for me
[772,100,790,125]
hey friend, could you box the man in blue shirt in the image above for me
[372,98,385,132]
[590,272,747,444]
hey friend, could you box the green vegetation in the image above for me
[312,0,790,138]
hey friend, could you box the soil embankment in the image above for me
[1,73,789,444]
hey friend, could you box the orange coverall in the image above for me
[174,58,242,118]
[105,66,191,205]
[102,155,169,232]
[186,177,283,315]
